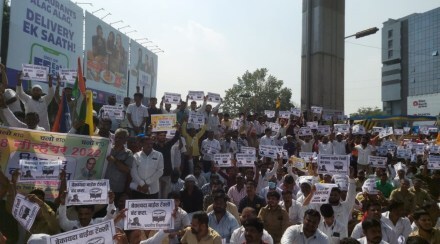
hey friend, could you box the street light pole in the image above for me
[345,27,379,39]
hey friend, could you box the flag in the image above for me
[275,97,281,109]
[52,90,72,133]
[85,90,94,136]
[73,57,86,123]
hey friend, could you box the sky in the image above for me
[82,0,440,115]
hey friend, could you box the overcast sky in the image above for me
[84,0,440,114]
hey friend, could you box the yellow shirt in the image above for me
[182,122,206,157]
[409,228,440,244]
[181,227,222,244]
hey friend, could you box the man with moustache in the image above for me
[181,211,222,244]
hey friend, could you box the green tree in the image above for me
[350,106,384,118]
[223,68,294,116]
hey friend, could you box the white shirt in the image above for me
[16,85,54,131]
[58,204,115,231]
[201,138,221,161]
[351,219,397,244]
[0,107,45,130]
[220,139,238,154]
[357,237,389,244]
[279,200,303,225]
[126,103,149,128]
[259,135,276,146]
[131,150,164,194]
[332,140,347,155]
[355,144,375,165]
[230,226,274,244]
[227,185,247,206]
[318,142,333,155]
[298,139,314,152]
[381,211,412,239]
[171,137,186,169]
[281,224,329,244]
[318,219,348,244]
[256,161,278,193]
[3,88,22,112]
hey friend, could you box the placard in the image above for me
[138,70,151,87]
[334,124,350,134]
[299,152,316,161]
[240,146,256,155]
[403,127,411,134]
[311,106,323,114]
[188,111,205,126]
[310,183,338,204]
[352,125,366,135]
[236,153,256,167]
[207,92,221,103]
[430,145,440,154]
[164,92,181,105]
[268,122,281,133]
[290,108,301,117]
[427,155,440,169]
[279,111,291,119]
[372,127,384,133]
[59,69,77,85]
[298,127,312,136]
[264,110,275,118]
[333,175,348,191]
[306,122,318,129]
[317,155,349,175]
[49,220,116,244]
[317,125,331,136]
[18,159,62,182]
[394,129,404,135]
[413,143,426,155]
[101,105,124,120]
[187,91,204,101]
[396,148,412,159]
[12,193,40,231]
[151,114,177,132]
[213,153,233,167]
[22,64,49,82]
[362,176,378,194]
[379,127,393,138]
[259,145,280,159]
[67,180,109,206]
[288,156,305,169]
[376,147,388,156]
[125,199,174,230]
[166,129,176,140]
[368,156,387,168]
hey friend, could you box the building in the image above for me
[382,7,440,116]
[301,0,345,116]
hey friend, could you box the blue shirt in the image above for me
[208,211,239,242]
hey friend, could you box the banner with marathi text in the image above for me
[0,127,110,200]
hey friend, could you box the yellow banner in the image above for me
[151,114,177,132]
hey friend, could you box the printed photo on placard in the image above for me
[67,180,109,206]
[317,155,349,175]
[124,199,174,230]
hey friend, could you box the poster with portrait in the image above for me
[85,11,129,104]
[129,40,158,100]
[125,200,174,230]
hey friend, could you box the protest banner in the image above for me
[240,146,256,155]
[12,193,40,231]
[67,180,109,206]
[125,199,174,230]
[298,127,312,136]
[259,145,279,159]
[430,145,440,154]
[379,127,394,138]
[290,108,302,117]
[394,129,404,135]
[187,91,205,101]
[352,124,366,135]
[288,156,305,169]
[334,124,350,134]
[428,155,440,169]
[264,110,275,118]
[188,111,205,126]
[310,183,338,204]
[317,155,349,175]
[101,105,124,120]
[396,148,412,159]
[333,175,348,191]
[317,125,331,135]
[372,127,384,133]
[362,176,378,194]
[268,122,281,133]
[59,69,77,85]
[311,106,323,114]
[49,220,116,244]
[0,127,110,200]
[306,121,318,130]
[279,111,291,119]
[151,114,177,132]
[368,156,387,168]
[213,153,233,167]
[207,92,221,103]
[22,64,49,82]
[18,159,62,182]
[7,0,83,91]
[236,153,256,167]
[164,92,181,105]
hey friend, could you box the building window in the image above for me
[388,40,393,49]
[388,50,393,58]
[388,29,393,38]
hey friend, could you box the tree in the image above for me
[223,68,294,116]
[349,106,384,118]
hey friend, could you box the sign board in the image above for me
[18,159,62,182]
[22,64,49,82]
[151,114,177,132]
[49,220,116,244]
[59,69,77,85]
[362,176,378,194]
[12,193,40,231]
[279,111,291,119]
[427,155,440,170]
[207,92,221,103]
[290,108,301,117]
[164,92,181,105]
[317,125,331,135]
[310,183,338,204]
[334,124,350,134]
[407,94,440,116]
[298,127,312,136]
[306,122,318,130]
[368,156,387,168]
[317,155,349,175]
[264,110,275,118]
[213,153,233,167]
[240,146,256,155]
[188,111,205,126]
[101,105,124,120]
[124,199,174,230]
[236,153,256,167]
[187,91,204,101]
[311,106,323,114]
[67,180,109,206]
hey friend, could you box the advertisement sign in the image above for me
[85,11,129,104]
[125,200,174,230]
[128,40,158,99]
[49,220,116,244]
[7,0,83,89]
[407,94,440,116]
[0,127,110,200]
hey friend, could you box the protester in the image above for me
[281,209,329,244]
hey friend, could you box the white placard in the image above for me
[279,111,291,119]
[259,145,280,159]
[403,127,411,134]
[376,147,388,156]
[289,156,305,169]
[290,108,301,117]
[241,146,256,155]
[352,124,366,135]
[372,127,384,133]
[334,124,350,134]
[187,91,205,101]
[298,127,312,136]
[430,145,440,154]
[427,155,440,169]
[306,121,318,129]
[101,105,124,120]
[368,156,387,168]
[428,127,438,133]
[236,153,256,167]
[317,155,350,175]
[67,180,109,206]
[188,111,205,126]
[396,148,412,159]
[323,114,333,121]
[12,193,40,231]
[299,152,316,161]
[207,92,221,103]
[49,220,116,244]
[413,143,426,155]
[317,125,331,135]
[311,106,323,114]
[333,175,348,191]
[264,110,276,118]
[22,64,49,82]
[379,127,394,138]
[124,199,174,230]
[310,183,338,204]
[138,70,151,87]
[18,159,62,182]
[164,92,181,105]
[362,176,378,194]
[213,153,233,167]
[59,69,77,85]
[393,162,406,173]
[394,129,404,135]
[268,122,281,132]
[166,129,176,139]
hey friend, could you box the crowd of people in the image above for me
[0,66,439,244]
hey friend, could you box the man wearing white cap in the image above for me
[16,72,56,131]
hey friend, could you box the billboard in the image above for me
[7,0,83,89]
[84,11,129,104]
[128,40,158,99]
[407,94,440,116]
